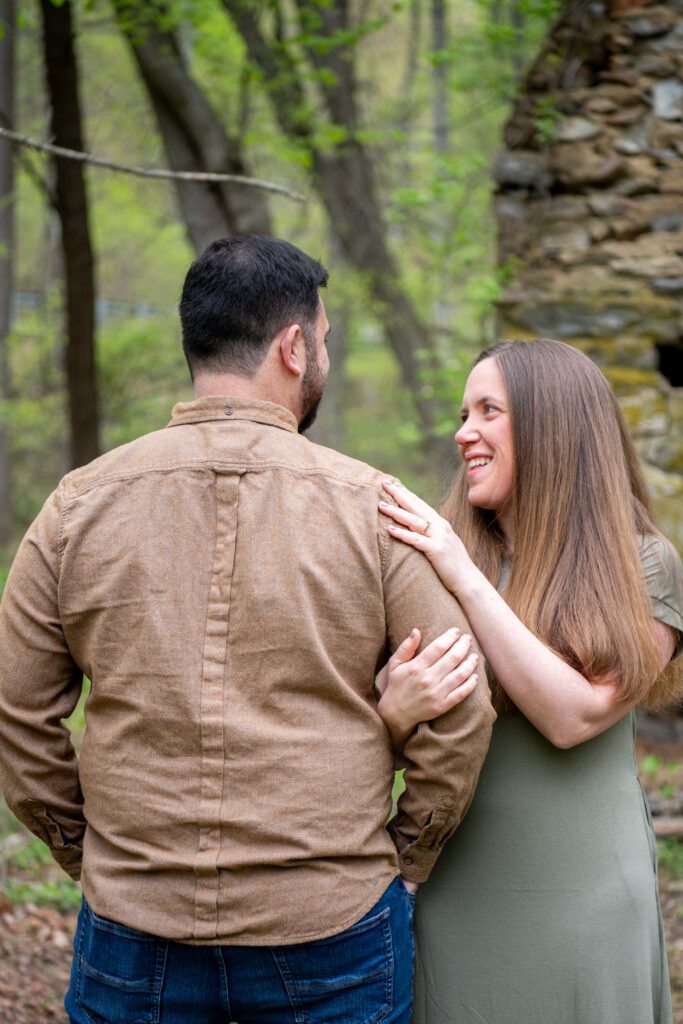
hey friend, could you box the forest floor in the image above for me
[1,738,683,1023]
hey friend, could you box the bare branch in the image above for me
[0,125,307,202]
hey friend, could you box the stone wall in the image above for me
[495,0,683,550]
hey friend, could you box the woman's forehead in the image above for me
[463,358,507,404]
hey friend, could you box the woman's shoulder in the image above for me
[638,533,683,590]
[638,533,683,654]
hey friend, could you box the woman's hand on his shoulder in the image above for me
[377,626,480,745]
[379,480,474,595]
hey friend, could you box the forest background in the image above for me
[0,0,562,576]
[3,7,683,1018]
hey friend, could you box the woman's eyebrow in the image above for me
[461,394,504,414]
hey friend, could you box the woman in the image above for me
[376,339,683,1024]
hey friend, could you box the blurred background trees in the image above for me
[1,0,560,559]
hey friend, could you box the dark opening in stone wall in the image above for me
[656,343,683,387]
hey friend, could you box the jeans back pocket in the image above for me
[75,901,167,1024]
[273,906,393,1024]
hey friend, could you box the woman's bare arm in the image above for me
[380,480,676,748]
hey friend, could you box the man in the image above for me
[0,236,495,1024]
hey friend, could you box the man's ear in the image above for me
[279,324,304,377]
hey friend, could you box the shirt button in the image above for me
[403,856,413,866]
[225,406,233,416]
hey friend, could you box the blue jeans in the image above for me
[65,876,415,1024]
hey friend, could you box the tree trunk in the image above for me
[112,0,271,254]
[0,0,14,545]
[225,0,453,465]
[40,0,100,469]
[402,0,421,108]
[432,0,448,155]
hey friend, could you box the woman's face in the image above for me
[455,358,514,533]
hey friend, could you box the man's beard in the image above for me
[298,343,327,435]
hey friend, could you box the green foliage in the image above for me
[423,0,561,100]
[98,315,191,450]
[344,327,422,472]
[3,0,565,550]
[3,838,82,912]
[16,6,38,30]
[63,678,91,746]
[533,94,560,145]
[658,838,683,881]
[639,754,682,804]
[292,13,389,55]
[392,769,406,805]
[312,121,350,150]
[3,302,67,534]
[641,754,663,775]
[2,307,192,548]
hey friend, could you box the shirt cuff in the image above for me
[21,801,85,881]
[387,799,458,883]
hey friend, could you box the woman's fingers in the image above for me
[389,628,422,668]
[428,650,479,694]
[439,669,479,713]
[414,633,479,715]
[379,501,431,535]
[382,479,437,521]
[383,524,431,549]
[379,627,480,732]
[414,628,468,669]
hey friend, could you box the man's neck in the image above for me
[193,373,299,422]
[194,373,263,401]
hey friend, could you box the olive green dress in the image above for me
[412,535,683,1024]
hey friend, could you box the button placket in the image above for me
[194,472,240,939]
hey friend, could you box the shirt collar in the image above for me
[167,395,298,434]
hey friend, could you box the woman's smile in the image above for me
[455,358,514,533]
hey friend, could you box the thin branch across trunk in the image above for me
[0,127,306,201]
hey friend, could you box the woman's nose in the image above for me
[455,420,476,445]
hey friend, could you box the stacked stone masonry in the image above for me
[495,0,683,548]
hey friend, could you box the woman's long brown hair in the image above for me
[442,338,679,709]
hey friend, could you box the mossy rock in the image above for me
[604,365,663,394]
[495,320,542,343]
[571,338,619,365]
[651,494,683,557]
[643,462,683,498]
[643,464,683,556]
[640,435,683,474]
[618,388,669,435]
[669,389,683,422]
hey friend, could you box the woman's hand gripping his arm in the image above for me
[376,627,479,752]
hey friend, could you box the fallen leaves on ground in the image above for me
[0,901,76,1022]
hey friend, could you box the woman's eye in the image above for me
[484,404,498,415]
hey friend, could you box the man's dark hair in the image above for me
[179,235,329,379]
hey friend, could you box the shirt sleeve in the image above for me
[640,533,683,660]
[0,486,86,880]
[379,507,496,883]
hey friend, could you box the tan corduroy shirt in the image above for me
[0,396,495,945]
